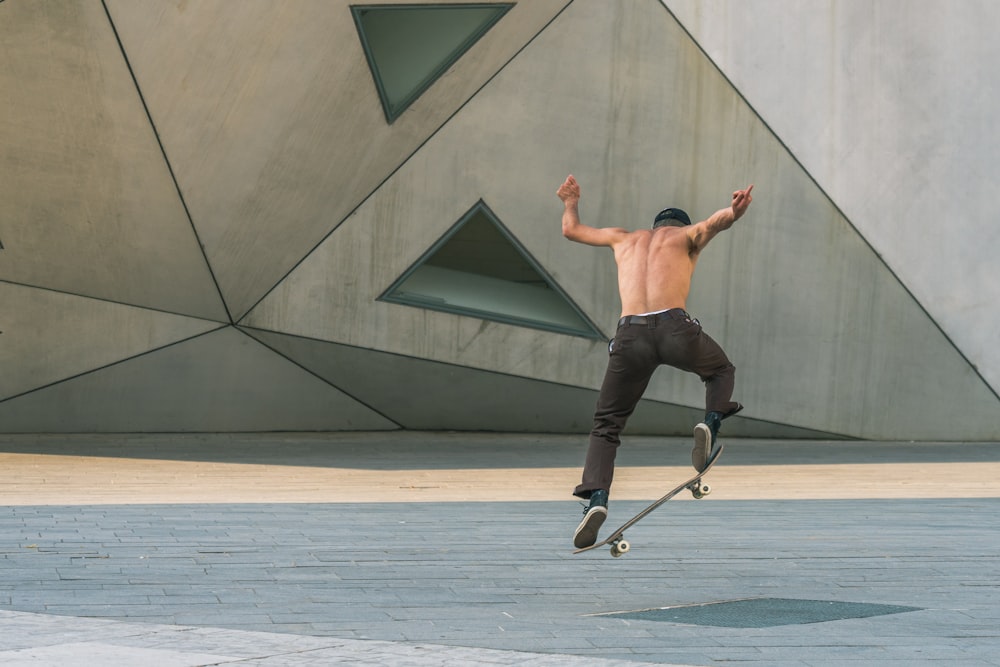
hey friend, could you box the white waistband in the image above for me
[634,308,679,317]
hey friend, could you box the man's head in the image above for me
[652,207,691,229]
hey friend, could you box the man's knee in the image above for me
[591,417,625,445]
[702,361,735,383]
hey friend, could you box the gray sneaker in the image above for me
[692,412,724,472]
[692,423,712,472]
[573,489,608,548]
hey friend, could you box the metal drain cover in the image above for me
[596,597,922,628]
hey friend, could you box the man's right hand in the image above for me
[557,175,580,205]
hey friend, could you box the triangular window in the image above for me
[380,201,604,339]
[351,3,514,123]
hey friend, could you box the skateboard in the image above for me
[573,444,723,558]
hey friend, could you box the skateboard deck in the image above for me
[573,444,723,557]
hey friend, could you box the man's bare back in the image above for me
[610,226,696,317]
[557,175,753,318]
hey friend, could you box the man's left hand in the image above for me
[731,185,753,219]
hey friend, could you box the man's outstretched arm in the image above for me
[688,185,754,254]
[558,175,628,247]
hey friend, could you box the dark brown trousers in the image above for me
[574,309,740,499]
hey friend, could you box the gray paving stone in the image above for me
[2,438,1000,665]
[0,641,241,666]
[0,611,691,666]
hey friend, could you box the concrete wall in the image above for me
[1,0,996,439]
[664,0,1000,438]
[665,0,1000,407]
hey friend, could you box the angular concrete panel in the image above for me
[0,283,221,401]
[106,0,570,320]
[0,2,227,321]
[0,328,398,433]
[665,0,1000,397]
[245,0,998,439]
[244,328,834,438]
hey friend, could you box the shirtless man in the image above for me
[557,174,754,549]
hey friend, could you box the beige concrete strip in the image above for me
[2,452,998,505]
[616,463,1000,500]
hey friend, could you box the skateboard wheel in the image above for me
[610,540,630,557]
[692,483,711,499]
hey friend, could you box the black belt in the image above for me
[618,309,692,328]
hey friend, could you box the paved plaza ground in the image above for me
[1,433,998,665]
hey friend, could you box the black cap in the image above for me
[652,207,691,228]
